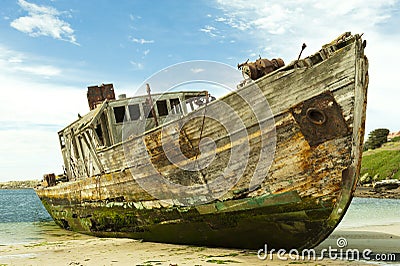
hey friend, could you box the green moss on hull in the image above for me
[40,193,336,250]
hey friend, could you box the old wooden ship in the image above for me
[36,32,368,249]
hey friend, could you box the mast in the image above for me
[146,83,159,127]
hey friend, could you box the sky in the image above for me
[0,0,399,181]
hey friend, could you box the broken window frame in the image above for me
[59,134,66,149]
[94,123,104,146]
[169,98,182,114]
[142,102,154,118]
[113,106,126,123]
[71,129,80,159]
[128,104,141,121]
[156,100,168,116]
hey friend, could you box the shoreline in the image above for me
[354,186,400,199]
[0,180,39,190]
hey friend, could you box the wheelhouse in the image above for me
[57,83,210,181]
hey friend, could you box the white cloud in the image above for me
[0,45,62,78]
[214,0,398,53]
[190,68,205,74]
[0,72,87,127]
[16,65,61,77]
[200,25,216,33]
[130,61,144,70]
[10,0,78,45]
[0,74,88,181]
[0,45,90,181]
[144,49,150,56]
[200,25,218,37]
[129,14,141,21]
[214,15,251,31]
[131,37,154,44]
[7,56,23,63]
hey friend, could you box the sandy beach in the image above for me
[0,225,398,266]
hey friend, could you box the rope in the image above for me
[195,92,209,161]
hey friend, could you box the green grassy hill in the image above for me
[360,140,400,182]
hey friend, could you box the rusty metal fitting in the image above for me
[306,108,327,125]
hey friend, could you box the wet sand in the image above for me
[0,226,399,266]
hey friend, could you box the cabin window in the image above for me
[186,101,194,112]
[95,124,104,145]
[170,98,181,114]
[59,135,65,149]
[185,96,206,112]
[113,106,126,123]
[156,100,168,116]
[128,104,141,120]
[71,130,80,159]
[78,135,85,160]
[143,103,154,118]
[100,112,111,146]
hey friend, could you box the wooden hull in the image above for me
[36,33,368,249]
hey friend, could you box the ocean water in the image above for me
[0,189,88,245]
[0,189,51,223]
[0,189,399,245]
[339,197,400,229]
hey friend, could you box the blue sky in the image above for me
[0,0,399,181]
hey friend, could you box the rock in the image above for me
[359,173,371,184]
[373,179,400,191]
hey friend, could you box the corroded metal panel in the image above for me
[87,83,115,110]
[291,92,349,147]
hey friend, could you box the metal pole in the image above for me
[146,83,159,127]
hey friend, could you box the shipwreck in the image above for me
[36,32,368,249]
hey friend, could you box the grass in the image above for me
[360,141,400,181]
[391,136,400,142]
